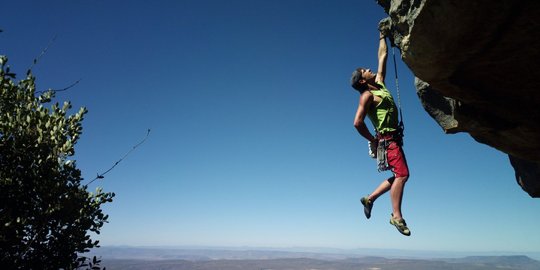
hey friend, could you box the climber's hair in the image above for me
[351,67,368,92]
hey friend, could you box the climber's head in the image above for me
[351,67,375,92]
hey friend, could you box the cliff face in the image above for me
[377,0,540,197]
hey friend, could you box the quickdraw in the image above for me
[376,138,389,172]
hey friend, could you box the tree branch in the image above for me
[87,129,151,185]
[27,35,58,74]
[35,78,82,95]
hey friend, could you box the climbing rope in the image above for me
[391,46,405,136]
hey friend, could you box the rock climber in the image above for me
[349,30,411,236]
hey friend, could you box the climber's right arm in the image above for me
[354,91,377,144]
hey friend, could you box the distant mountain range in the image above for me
[91,246,540,261]
[101,256,540,270]
[90,246,540,270]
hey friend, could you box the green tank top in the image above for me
[367,83,398,134]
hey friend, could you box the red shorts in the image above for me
[379,133,409,178]
[386,141,409,178]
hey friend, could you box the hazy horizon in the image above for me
[91,245,540,261]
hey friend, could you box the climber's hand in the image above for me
[378,17,392,37]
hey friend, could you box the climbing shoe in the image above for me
[390,214,411,236]
[360,196,373,219]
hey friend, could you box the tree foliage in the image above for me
[0,56,114,269]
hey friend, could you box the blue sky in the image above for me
[2,0,539,256]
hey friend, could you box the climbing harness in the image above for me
[375,131,403,172]
[375,45,405,172]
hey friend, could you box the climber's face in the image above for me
[351,67,376,92]
[361,68,376,81]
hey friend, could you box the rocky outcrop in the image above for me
[377,0,540,197]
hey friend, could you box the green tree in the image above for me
[0,56,114,269]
